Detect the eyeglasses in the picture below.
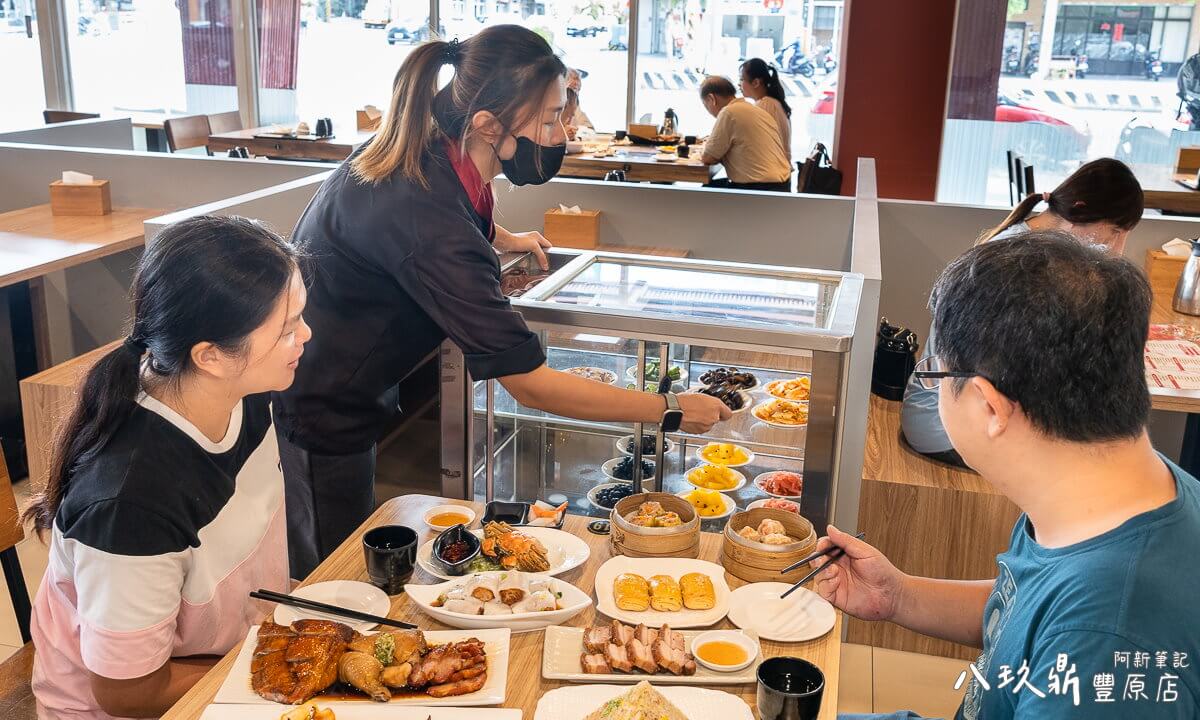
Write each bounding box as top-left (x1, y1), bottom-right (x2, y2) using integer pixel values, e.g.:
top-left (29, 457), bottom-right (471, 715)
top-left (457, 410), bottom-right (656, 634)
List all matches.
top-left (912, 355), bottom-right (977, 391)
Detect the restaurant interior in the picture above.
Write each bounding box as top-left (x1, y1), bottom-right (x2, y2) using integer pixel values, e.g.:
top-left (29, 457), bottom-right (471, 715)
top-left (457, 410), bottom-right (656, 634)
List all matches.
top-left (1, 1), bottom-right (1199, 718)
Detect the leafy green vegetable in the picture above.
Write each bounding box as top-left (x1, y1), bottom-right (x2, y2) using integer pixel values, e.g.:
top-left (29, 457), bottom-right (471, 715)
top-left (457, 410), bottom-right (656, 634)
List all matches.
top-left (464, 556), bottom-right (503, 573)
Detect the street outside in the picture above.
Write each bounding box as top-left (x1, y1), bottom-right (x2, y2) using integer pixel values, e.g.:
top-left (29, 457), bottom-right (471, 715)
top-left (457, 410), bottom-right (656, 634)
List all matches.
top-left (1, 11), bottom-right (1191, 207)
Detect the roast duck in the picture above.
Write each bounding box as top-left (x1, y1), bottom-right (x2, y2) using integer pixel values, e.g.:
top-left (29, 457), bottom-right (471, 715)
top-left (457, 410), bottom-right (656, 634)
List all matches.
top-left (250, 619), bottom-right (488, 704)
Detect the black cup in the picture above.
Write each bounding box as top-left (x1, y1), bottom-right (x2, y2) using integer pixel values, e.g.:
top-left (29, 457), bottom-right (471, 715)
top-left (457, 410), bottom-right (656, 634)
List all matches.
top-left (685, 134), bottom-right (698, 145)
top-left (757, 657), bottom-right (825, 720)
top-left (614, 130), bottom-right (627, 141)
top-left (677, 144), bottom-right (690, 158)
top-left (363, 525), bottom-right (418, 595)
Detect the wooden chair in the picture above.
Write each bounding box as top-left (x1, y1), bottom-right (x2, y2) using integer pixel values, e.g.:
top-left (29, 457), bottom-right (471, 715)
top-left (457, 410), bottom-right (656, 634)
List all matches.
top-left (207, 110), bottom-right (242, 134)
top-left (163, 114), bottom-right (213, 153)
top-left (42, 110), bottom-right (100, 124)
top-left (0, 447), bottom-right (30, 646)
top-left (0, 643), bottom-right (35, 720)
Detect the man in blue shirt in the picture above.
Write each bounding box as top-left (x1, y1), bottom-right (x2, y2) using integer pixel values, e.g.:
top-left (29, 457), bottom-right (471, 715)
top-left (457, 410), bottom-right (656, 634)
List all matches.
top-left (824, 230), bottom-right (1198, 719)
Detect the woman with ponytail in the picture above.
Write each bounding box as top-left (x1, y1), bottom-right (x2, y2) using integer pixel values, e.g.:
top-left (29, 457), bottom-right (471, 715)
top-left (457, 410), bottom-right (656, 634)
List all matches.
top-left (275, 25), bottom-right (729, 579)
top-left (740, 57), bottom-right (792, 159)
top-left (901, 158), bottom-right (1144, 468)
top-left (30, 216), bottom-right (309, 718)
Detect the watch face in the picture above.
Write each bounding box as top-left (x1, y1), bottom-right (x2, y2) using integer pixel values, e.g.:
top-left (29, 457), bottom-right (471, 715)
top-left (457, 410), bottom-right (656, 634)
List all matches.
top-left (663, 410), bottom-right (683, 433)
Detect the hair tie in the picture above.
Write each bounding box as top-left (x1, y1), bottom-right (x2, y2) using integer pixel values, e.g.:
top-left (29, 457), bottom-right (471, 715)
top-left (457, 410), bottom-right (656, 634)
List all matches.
top-left (1042, 191), bottom-right (1051, 203)
top-left (123, 336), bottom-right (146, 355)
top-left (444, 38), bottom-right (461, 65)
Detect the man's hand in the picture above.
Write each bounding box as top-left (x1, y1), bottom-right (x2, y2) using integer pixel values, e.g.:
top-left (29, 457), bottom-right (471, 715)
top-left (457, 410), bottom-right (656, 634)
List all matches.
top-left (813, 525), bottom-right (907, 622)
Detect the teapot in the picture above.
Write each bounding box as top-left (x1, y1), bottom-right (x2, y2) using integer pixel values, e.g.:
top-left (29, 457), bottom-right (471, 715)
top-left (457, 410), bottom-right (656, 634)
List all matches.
top-left (1173, 239), bottom-right (1200, 316)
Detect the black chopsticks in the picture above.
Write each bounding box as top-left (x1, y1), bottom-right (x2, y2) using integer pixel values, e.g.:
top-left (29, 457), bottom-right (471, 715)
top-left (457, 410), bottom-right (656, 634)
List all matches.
top-left (780, 531), bottom-right (866, 600)
top-left (251, 588), bottom-right (417, 630)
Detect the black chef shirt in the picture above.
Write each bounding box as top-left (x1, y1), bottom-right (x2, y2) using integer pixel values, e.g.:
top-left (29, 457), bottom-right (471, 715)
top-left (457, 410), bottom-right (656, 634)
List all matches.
top-left (273, 141), bottom-right (546, 454)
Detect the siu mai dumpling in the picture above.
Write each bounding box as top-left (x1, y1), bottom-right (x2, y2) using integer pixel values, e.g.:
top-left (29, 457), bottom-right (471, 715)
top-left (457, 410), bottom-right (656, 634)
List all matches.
top-left (761, 533), bottom-right (793, 546)
top-left (737, 526), bottom-right (762, 542)
top-left (757, 519), bottom-right (787, 537)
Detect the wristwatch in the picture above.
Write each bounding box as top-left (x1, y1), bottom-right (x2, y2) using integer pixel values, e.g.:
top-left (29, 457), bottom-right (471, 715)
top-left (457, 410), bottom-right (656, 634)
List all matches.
top-left (661, 391), bottom-right (683, 433)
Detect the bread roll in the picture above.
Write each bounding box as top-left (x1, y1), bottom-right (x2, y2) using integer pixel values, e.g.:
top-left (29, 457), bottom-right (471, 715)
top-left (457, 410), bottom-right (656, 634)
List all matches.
top-left (613, 573), bottom-right (651, 611)
top-left (679, 572), bottom-right (715, 610)
top-left (648, 575), bottom-right (682, 612)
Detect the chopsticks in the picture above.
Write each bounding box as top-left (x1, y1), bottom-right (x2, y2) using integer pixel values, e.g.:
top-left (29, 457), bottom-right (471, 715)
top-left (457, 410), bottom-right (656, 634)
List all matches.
top-left (250, 588), bottom-right (417, 630)
top-left (779, 531), bottom-right (866, 600)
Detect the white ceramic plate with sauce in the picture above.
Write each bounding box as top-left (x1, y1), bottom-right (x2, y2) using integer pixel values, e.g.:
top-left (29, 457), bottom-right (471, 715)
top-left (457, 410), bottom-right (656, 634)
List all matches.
top-left (541, 626), bottom-right (760, 684)
top-left (416, 526), bottom-right (591, 581)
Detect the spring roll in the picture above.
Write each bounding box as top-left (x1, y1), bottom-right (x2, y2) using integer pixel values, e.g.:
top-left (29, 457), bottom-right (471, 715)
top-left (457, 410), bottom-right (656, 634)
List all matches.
top-left (483, 599), bottom-right (514, 615)
top-left (465, 574), bottom-right (498, 602)
top-left (498, 571), bottom-right (529, 605)
top-left (443, 597), bottom-right (485, 615)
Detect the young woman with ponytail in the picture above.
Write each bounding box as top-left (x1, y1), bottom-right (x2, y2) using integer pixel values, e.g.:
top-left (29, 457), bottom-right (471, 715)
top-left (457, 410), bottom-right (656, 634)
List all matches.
top-left (740, 57), bottom-right (792, 159)
top-left (29, 216), bottom-right (309, 718)
top-left (901, 157), bottom-right (1144, 468)
top-left (274, 25), bottom-right (729, 579)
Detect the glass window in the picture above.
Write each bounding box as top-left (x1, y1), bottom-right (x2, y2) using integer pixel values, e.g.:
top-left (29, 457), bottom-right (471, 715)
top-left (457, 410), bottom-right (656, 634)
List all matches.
top-left (67, 0), bottom-right (237, 119)
top-left (257, 0), bottom-right (427, 127)
top-left (434, 0), bottom-right (630, 134)
top-left (940, 1), bottom-right (1200, 207)
top-left (633, 0), bottom-right (841, 163)
top-left (0, 0), bottom-right (43, 130)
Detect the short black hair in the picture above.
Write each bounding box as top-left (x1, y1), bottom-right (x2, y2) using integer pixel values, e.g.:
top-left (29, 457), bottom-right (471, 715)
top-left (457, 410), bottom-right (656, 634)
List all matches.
top-left (931, 230), bottom-right (1151, 443)
top-left (700, 76), bottom-right (736, 100)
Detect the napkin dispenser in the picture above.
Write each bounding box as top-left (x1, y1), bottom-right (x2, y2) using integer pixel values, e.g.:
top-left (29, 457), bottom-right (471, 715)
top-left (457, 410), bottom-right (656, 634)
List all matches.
top-left (49, 172), bottom-right (111, 216)
top-left (543, 206), bottom-right (600, 249)
top-left (357, 105), bottom-right (382, 131)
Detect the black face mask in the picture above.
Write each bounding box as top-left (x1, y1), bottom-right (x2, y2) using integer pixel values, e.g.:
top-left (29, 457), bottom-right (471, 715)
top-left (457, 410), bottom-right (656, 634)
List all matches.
top-left (498, 134), bottom-right (566, 186)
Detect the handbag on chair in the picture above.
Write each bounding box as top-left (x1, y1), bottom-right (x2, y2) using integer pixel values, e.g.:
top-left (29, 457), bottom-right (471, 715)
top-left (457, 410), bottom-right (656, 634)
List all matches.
top-left (797, 143), bottom-right (843, 195)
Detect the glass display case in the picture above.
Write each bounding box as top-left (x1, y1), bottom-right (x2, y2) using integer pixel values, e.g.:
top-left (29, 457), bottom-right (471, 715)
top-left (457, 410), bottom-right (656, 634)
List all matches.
top-left (440, 249), bottom-right (865, 533)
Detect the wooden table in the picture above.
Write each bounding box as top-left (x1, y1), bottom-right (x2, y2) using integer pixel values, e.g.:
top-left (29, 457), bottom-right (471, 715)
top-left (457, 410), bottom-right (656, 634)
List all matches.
top-left (0, 205), bottom-right (162, 368)
top-left (207, 126), bottom-right (375, 162)
top-left (1144, 250), bottom-right (1200, 474)
top-left (1132, 164), bottom-right (1200, 215)
top-left (161, 494), bottom-right (842, 720)
top-left (562, 146), bottom-right (716, 184)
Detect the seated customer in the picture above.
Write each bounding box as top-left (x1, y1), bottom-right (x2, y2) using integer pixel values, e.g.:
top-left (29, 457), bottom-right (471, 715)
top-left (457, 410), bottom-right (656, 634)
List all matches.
top-left (698, 75), bottom-right (791, 192)
top-left (827, 231), bottom-right (1198, 719)
top-left (901, 158), bottom-right (1143, 467)
top-left (30, 216), bottom-right (310, 718)
top-left (564, 67), bottom-right (593, 138)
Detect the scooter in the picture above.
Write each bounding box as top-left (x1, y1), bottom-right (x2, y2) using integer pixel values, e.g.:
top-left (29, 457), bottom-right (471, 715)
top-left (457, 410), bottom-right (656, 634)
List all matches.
top-left (814, 46), bottom-right (837, 74)
top-left (1147, 52), bottom-right (1164, 81)
top-left (1004, 49), bottom-right (1021, 76)
top-left (774, 40), bottom-right (814, 78)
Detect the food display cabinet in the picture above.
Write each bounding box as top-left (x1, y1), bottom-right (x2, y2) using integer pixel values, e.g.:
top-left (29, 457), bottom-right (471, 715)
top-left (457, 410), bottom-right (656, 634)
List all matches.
top-left (440, 249), bottom-right (865, 532)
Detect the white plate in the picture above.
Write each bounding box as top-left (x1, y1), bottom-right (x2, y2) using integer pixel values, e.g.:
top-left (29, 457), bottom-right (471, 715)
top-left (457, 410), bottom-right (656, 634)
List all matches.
top-left (213, 626), bottom-right (511, 706)
top-left (587, 481), bottom-right (636, 512)
top-left (273, 581), bottom-right (390, 634)
top-left (751, 400), bottom-right (810, 428)
top-left (535, 684), bottom-right (754, 720)
top-left (416, 527), bottom-right (591, 581)
top-left (201, 706), bottom-right (522, 720)
top-left (563, 366), bottom-right (618, 384)
top-left (594, 556), bottom-right (730, 628)
top-left (405, 572), bottom-right (592, 633)
top-left (542, 626), bottom-right (760, 684)
top-left (763, 377), bottom-right (812, 402)
top-left (602, 457), bottom-right (656, 482)
top-left (726, 583), bottom-right (836, 642)
top-left (675, 490), bottom-right (736, 520)
top-left (685, 465), bottom-right (747, 493)
top-left (654, 154), bottom-right (679, 162)
top-left (423, 504), bottom-right (478, 531)
top-left (747, 497), bottom-right (802, 514)
top-left (625, 365), bottom-right (689, 385)
top-left (752, 471), bottom-right (805, 500)
top-left (694, 442), bottom-right (755, 468)
top-left (615, 434), bottom-right (675, 456)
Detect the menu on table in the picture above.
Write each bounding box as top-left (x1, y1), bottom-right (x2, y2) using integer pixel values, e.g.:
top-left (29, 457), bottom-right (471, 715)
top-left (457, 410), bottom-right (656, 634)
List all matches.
top-left (1145, 334), bottom-right (1200, 390)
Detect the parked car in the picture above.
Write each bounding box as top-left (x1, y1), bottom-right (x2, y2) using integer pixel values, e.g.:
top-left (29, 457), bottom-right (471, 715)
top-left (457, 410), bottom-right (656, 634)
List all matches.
top-left (566, 14), bottom-right (603, 37)
top-left (386, 17), bottom-right (432, 44)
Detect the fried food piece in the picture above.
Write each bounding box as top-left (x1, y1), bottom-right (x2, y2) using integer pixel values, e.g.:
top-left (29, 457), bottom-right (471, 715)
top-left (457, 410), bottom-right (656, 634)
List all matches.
top-left (251, 620), bottom-right (353, 706)
top-left (337, 651), bottom-right (391, 703)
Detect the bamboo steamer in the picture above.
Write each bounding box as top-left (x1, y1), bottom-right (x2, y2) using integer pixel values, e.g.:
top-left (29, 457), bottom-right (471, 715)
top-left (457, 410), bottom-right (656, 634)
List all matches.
top-left (610, 493), bottom-right (701, 559)
top-left (720, 507), bottom-right (817, 583)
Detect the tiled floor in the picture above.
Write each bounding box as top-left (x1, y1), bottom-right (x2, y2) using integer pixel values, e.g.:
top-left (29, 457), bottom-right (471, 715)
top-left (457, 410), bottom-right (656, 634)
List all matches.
top-left (3, 474), bottom-right (970, 717)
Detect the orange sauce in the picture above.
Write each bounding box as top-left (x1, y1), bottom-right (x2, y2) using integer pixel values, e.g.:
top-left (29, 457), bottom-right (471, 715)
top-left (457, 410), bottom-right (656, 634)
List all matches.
top-left (697, 641), bottom-right (748, 666)
top-left (429, 512), bottom-right (470, 527)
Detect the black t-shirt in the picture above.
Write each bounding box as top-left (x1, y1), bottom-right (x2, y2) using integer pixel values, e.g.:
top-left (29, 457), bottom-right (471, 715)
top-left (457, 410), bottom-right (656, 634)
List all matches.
top-left (273, 142), bottom-right (545, 454)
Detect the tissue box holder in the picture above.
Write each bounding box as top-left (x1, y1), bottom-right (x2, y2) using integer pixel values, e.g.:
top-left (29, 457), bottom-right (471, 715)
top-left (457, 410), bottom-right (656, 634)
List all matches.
top-left (357, 110), bottom-right (382, 132)
top-left (543, 209), bottom-right (600, 249)
top-left (49, 179), bottom-right (111, 216)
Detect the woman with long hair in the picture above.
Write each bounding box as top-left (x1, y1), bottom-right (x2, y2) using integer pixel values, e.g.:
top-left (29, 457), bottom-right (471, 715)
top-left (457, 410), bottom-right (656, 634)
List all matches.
top-left (274, 25), bottom-right (729, 579)
top-left (739, 57), bottom-right (792, 159)
top-left (901, 158), bottom-right (1144, 468)
top-left (29, 215), bottom-right (310, 718)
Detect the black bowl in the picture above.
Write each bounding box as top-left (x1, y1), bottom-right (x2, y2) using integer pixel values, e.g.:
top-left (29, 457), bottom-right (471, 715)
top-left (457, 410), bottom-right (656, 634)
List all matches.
top-left (429, 524), bottom-right (481, 576)
top-left (483, 501), bottom-right (528, 526)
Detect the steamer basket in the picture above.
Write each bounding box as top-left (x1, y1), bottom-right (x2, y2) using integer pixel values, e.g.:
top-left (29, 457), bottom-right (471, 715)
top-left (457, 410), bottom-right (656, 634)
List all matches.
top-left (721, 508), bottom-right (817, 583)
top-left (610, 493), bottom-right (701, 559)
